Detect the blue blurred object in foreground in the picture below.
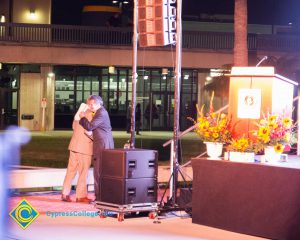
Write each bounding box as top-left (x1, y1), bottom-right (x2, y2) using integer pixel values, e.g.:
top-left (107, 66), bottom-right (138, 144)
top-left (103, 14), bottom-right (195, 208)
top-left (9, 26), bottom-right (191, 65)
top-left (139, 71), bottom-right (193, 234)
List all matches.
top-left (0, 126), bottom-right (31, 238)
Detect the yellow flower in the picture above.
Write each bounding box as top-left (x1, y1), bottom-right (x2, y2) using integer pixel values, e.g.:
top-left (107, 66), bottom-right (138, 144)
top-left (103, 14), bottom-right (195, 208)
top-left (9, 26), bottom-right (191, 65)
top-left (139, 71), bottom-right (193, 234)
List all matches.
top-left (212, 132), bottom-right (219, 139)
top-left (284, 132), bottom-right (291, 142)
top-left (210, 112), bottom-right (217, 118)
top-left (227, 136), bottom-right (253, 152)
top-left (268, 122), bottom-right (278, 129)
top-left (204, 131), bottom-right (210, 138)
top-left (283, 117), bottom-right (292, 128)
top-left (258, 127), bottom-right (270, 138)
top-left (274, 143), bottom-right (284, 153)
top-left (190, 101), bottom-right (231, 143)
top-left (269, 115), bottom-right (277, 122)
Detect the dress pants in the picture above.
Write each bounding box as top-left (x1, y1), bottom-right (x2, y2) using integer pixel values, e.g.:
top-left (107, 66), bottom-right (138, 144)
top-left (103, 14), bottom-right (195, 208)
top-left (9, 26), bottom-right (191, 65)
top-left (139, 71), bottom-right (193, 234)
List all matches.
top-left (93, 155), bottom-right (101, 200)
top-left (62, 151), bottom-right (92, 198)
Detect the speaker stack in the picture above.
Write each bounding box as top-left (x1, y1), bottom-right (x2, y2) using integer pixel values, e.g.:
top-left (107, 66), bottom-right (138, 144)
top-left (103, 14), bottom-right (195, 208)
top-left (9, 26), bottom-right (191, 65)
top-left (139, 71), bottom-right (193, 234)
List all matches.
top-left (98, 149), bottom-right (158, 205)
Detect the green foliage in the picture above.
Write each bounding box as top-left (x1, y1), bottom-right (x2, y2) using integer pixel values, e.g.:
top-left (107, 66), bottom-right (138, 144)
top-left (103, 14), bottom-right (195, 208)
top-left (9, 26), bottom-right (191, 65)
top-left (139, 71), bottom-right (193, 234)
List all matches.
top-left (20, 131), bottom-right (205, 167)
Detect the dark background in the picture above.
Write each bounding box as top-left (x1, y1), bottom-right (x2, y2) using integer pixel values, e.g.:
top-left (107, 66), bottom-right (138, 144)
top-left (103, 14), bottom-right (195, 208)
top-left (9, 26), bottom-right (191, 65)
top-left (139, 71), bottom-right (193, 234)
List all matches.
top-left (51, 0), bottom-right (300, 26)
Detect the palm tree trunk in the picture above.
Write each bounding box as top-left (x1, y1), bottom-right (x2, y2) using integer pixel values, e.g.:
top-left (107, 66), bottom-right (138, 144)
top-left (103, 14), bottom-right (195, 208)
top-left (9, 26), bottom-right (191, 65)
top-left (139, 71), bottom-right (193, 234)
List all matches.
top-left (234, 0), bottom-right (248, 66)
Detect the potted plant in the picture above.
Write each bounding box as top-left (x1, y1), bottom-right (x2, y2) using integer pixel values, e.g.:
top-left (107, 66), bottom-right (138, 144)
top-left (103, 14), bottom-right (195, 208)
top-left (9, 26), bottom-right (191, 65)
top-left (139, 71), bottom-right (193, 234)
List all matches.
top-left (225, 136), bottom-right (256, 162)
top-left (189, 92), bottom-right (232, 159)
top-left (254, 112), bottom-right (295, 162)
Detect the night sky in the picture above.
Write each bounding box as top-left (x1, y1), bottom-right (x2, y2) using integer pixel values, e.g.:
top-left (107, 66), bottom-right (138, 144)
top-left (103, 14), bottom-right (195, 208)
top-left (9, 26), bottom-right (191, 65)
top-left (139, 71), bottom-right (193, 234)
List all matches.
top-left (51, 0), bottom-right (300, 26)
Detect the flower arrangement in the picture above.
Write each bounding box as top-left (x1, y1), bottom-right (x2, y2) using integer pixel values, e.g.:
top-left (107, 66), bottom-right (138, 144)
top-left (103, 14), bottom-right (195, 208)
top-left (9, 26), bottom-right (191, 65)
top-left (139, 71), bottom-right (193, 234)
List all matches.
top-left (227, 135), bottom-right (256, 153)
top-left (189, 92), bottom-right (232, 143)
top-left (254, 112), bottom-right (295, 153)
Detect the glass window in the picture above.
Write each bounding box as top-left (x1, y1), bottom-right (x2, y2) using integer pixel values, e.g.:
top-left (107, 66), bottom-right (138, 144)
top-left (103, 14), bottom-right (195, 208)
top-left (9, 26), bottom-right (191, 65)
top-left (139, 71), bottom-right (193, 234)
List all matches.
top-left (127, 76), bottom-right (132, 92)
top-left (77, 79), bottom-right (83, 91)
top-left (55, 76), bottom-right (74, 90)
top-left (119, 76), bottom-right (127, 91)
top-left (92, 78), bottom-right (99, 91)
top-left (118, 91), bottom-right (127, 111)
top-left (109, 76), bottom-right (118, 91)
top-left (54, 66), bottom-right (198, 130)
top-left (55, 91), bottom-right (74, 113)
top-left (76, 91), bottom-right (83, 108)
top-left (166, 75), bottom-right (174, 92)
top-left (84, 80), bottom-right (91, 91)
top-left (12, 91), bottom-right (18, 109)
top-left (21, 64), bottom-right (40, 73)
top-left (109, 90), bottom-right (118, 112)
top-left (119, 70), bottom-right (127, 76)
top-left (102, 68), bottom-right (108, 75)
top-left (102, 75), bottom-right (109, 90)
top-left (55, 75), bottom-right (75, 113)
top-left (84, 91), bottom-right (91, 102)
top-left (182, 70), bottom-right (192, 92)
top-left (101, 90), bottom-right (109, 108)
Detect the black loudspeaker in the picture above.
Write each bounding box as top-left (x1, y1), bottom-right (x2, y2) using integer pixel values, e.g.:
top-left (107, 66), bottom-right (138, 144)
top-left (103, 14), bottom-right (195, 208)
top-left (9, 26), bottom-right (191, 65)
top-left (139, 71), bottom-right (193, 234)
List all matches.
top-left (100, 177), bottom-right (157, 205)
top-left (101, 149), bottom-right (158, 179)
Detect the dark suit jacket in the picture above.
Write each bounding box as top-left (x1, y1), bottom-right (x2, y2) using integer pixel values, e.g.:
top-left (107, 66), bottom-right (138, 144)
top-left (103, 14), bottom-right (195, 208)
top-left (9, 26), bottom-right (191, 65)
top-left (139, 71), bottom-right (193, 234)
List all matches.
top-left (79, 107), bottom-right (114, 157)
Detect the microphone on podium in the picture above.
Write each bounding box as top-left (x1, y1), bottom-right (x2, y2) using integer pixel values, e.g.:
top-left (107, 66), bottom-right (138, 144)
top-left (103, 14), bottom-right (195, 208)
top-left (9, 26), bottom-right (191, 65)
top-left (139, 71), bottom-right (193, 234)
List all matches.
top-left (256, 56), bottom-right (268, 67)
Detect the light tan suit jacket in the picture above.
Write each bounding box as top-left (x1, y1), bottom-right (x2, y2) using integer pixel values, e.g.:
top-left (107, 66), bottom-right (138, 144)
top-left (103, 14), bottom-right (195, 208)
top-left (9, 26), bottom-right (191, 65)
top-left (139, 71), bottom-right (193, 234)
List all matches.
top-left (68, 120), bottom-right (93, 156)
top-left (62, 110), bottom-right (93, 198)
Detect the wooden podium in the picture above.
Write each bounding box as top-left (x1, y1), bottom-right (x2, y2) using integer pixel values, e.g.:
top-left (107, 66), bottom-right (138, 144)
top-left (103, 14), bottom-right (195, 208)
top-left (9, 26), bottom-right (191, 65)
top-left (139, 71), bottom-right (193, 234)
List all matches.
top-left (227, 67), bottom-right (298, 138)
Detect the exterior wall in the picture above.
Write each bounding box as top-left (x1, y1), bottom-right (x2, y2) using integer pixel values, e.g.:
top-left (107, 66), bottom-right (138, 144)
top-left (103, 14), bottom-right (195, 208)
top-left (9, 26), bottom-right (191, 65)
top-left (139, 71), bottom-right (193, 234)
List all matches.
top-left (0, 0), bottom-right (10, 22)
top-left (0, 45), bottom-right (233, 69)
top-left (41, 65), bottom-right (55, 131)
top-left (12, 0), bottom-right (51, 24)
top-left (19, 73), bottom-right (42, 130)
top-left (18, 67), bottom-right (54, 131)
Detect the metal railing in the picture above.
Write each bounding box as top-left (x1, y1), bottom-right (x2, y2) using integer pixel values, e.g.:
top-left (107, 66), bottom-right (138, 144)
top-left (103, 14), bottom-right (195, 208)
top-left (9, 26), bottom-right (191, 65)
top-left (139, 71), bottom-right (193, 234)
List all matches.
top-left (1, 22), bottom-right (300, 52)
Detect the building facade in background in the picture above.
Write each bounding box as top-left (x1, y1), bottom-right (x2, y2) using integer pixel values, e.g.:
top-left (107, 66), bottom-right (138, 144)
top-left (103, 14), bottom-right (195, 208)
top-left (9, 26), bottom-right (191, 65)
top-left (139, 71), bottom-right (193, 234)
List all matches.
top-left (0, 0), bottom-right (300, 131)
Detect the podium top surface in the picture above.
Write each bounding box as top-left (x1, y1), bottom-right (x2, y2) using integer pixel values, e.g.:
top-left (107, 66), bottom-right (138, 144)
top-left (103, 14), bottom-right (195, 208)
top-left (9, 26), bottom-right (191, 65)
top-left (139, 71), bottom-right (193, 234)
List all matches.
top-left (226, 67), bottom-right (298, 85)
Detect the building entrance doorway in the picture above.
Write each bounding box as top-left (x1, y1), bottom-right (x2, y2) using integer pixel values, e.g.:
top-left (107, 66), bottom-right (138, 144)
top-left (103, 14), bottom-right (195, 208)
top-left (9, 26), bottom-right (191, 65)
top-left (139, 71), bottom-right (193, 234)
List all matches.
top-left (150, 91), bottom-right (174, 130)
top-left (0, 88), bottom-right (18, 130)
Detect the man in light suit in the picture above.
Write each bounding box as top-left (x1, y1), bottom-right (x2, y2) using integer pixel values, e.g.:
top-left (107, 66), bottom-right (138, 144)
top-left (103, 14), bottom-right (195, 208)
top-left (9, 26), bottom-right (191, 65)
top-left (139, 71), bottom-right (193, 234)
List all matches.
top-left (61, 103), bottom-right (93, 203)
top-left (79, 95), bottom-right (114, 200)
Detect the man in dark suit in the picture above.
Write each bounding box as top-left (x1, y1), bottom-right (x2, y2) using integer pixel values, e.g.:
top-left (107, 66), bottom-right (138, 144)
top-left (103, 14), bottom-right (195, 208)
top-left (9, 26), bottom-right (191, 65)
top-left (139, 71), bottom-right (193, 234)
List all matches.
top-left (79, 95), bottom-right (114, 200)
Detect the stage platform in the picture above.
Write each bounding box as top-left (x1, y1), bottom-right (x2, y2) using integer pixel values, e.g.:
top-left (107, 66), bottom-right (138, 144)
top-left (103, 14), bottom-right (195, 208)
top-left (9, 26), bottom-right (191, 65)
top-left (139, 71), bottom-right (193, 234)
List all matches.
top-left (192, 155), bottom-right (300, 240)
top-left (7, 189), bottom-right (267, 240)
top-left (9, 165), bottom-right (193, 189)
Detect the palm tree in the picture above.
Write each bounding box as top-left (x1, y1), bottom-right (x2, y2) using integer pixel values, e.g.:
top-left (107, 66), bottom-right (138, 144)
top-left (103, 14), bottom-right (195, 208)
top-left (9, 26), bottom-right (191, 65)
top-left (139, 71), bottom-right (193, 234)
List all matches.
top-left (234, 0), bottom-right (248, 66)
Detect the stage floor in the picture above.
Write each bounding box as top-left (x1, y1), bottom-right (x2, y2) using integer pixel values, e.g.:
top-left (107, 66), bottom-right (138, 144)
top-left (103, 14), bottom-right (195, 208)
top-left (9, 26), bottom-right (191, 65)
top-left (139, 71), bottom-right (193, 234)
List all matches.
top-left (8, 155), bottom-right (300, 239)
top-left (7, 191), bottom-right (268, 240)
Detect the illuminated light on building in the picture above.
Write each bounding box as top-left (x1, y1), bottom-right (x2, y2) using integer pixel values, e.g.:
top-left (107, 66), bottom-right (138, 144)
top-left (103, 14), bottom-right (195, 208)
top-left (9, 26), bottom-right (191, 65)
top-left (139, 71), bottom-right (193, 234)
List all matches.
top-left (29, 9), bottom-right (37, 20)
top-left (48, 72), bottom-right (55, 77)
top-left (108, 66), bottom-right (115, 74)
top-left (0, 15), bottom-right (5, 23)
top-left (206, 76), bottom-right (212, 81)
top-left (162, 68), bottom-right (168, 75)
